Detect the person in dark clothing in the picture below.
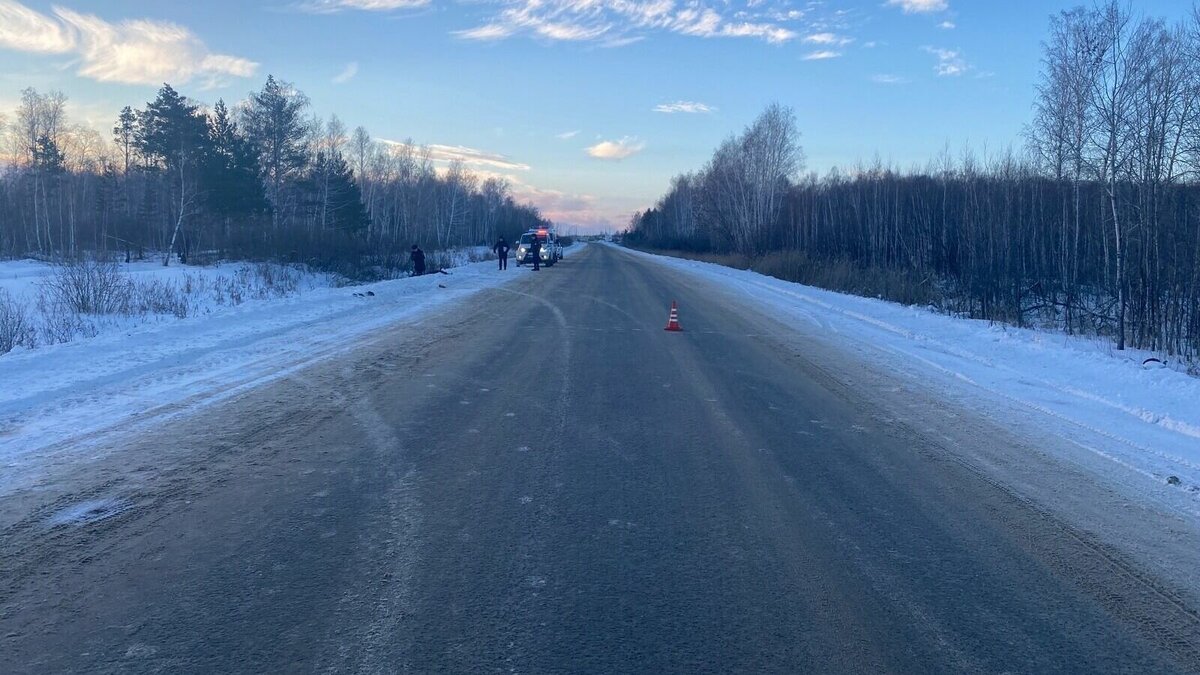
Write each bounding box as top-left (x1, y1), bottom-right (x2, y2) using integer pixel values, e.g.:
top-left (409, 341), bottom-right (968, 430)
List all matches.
top-left (493, 237), bottom-right (509, 270)
top-left (530, 236), bottom-right (542, 271)
top-left (410, 244), bottom-right (426, 276)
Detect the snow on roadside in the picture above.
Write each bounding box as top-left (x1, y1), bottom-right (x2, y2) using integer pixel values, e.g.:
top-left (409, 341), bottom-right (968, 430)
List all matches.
top-left (0, 247), bottom-right (575, 494)
top-left (615, 244), bottom-right (1200, 514)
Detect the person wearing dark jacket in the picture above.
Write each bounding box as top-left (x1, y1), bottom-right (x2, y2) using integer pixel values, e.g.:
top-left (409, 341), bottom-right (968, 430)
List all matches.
top-left (493, 237), bottom-right (509, 270)
top-left (410, 244), bottom-right (426, 276)
top-left (530, 236), bottom-right (542, 271)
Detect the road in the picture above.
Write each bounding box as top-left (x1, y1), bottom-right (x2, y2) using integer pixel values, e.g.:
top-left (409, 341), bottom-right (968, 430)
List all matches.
top-left (2, 244), bottom-right (1199, 673)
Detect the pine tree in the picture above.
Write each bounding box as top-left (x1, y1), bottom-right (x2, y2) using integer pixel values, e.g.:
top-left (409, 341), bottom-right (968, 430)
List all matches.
top-left (241, 75), bottom-right (310, 228)
top-left (134, 84), bottom-right (211, 264)
top-left (205, 99), bottom-right (267, 221)
top-left (113, 106), bottom-right (136, 173)
top-left (307, 150), bottom-right (370, 234)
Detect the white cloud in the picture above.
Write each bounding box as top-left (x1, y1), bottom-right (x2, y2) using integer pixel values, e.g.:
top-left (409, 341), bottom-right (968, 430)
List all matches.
top-left (804, 32), bottom-right (851, 46)
top-left (922, 46), bottom-right (968, 76)
top-left (427, 143), bottom-right (532, 171)
top-left (653, 101), bottom-right (716, 114)
top-left (456, 0), bottom-right (797, 45)
top-left (556, 130), bottom-right (581, 139)
top-left (299, 0), bottom-right (430, 12)
top-left (332, 62), bottom-right (358, 84)
top-left (0, 0), bottom-right (73, 53)
top-left (377, 139), bottom-right (533, 172)
top-left (871, 74), bottom-right (909, 84)
top-left (0, 1), bottom-right (258, 87)
top-left (938, 20), bottom-right (955, 29)
top-left (586, 137), bottom-right (645, 160)
top-left (885, 0), bottom-right (949, 13)
top-left (802, 50), bottom-right (841, 60)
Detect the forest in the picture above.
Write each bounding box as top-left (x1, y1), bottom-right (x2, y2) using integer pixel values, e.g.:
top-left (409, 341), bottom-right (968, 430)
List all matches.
top-left (627, 2), bottom-right (1200, 362)
top-left (0, 75), bottom-right (549, 279)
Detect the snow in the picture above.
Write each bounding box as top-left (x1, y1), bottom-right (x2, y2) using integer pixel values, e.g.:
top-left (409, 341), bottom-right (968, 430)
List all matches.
top-left (614, 244), bottom-right (1200, 515)
top-left (0, 257), bottom-right (334, 349)
top-left (0, 246), bottom-right (577, 494)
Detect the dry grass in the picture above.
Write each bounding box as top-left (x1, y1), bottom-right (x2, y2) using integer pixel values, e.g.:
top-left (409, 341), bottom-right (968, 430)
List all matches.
top-left (631, 247), bottom-right (938, 307)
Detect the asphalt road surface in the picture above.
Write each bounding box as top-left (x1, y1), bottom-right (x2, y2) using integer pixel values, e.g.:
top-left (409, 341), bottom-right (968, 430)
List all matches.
top-left (3, 244), bottom-right (1200, 673)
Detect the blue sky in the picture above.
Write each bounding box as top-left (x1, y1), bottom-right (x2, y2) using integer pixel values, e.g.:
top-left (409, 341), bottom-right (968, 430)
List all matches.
top-left (0, 0), bottom-right (1192, 231)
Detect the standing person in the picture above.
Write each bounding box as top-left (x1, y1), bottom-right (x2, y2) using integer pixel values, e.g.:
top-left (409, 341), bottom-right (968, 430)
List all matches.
top-left (410, 244), bottom-right (426, 276)
top-left (530, 235), bottom-right (542, 271)
top-left (493, 236), bottom-right (509, 271)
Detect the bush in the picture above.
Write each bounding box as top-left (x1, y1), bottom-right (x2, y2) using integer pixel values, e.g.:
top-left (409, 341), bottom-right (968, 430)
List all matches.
top-left (0, 289), bottom-right (36, 354)
top-left (39, 259), bottom-right (133, 315)
top-left (133, 278), bottom-right (192, 318)
top-left (751, 250), bottom-right (937, 307)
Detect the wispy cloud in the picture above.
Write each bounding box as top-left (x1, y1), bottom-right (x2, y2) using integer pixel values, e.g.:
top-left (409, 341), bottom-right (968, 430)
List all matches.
top-left (938, 20), bottom-right (955, 29)
top-left (456, 0), bottom-right (797, 45)
top-left (426, 143), bottom-right (532, 171)
top-left (379, 139), bottom-right (532, 171)
top-left (556, 130), bottom-right (581, 140)
top-left (586, 137), bottom-right (645, 160)
top-left (0, 0), bottom-right (257, 87)
top-left (885, 0), bottom-right (949, 13)
top-left (332, 62), bottom-right (358, 84)
top-left (802, 50), bottom-right (841, 60)
top-left (653, 101), bottom-right (716, 114)
top-left (803, 32), bottom-right (852, 46)
top-left (922, 46), bottom-right (968, 76)
top-left (871, 74), bottom-right (909, 85)
top-left (299, 0), bottom-right (430, 13)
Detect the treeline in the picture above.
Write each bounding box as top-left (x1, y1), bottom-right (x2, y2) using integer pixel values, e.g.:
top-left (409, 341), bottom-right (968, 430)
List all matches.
top-left (628, 2), bottom-right (1200, 361)
top-left (0, 77), bottom-right (549, 277)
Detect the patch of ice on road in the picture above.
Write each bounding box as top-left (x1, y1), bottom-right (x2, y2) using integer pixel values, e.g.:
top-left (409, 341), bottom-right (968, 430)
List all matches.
top-left (519, 496), bottom-right (533, 504)
top-left (123, 644), bottom-right (159, 659)
top-left (517, 446), bottom-right (531, 453)
top-left (46, 497), bottom-right (133, 528)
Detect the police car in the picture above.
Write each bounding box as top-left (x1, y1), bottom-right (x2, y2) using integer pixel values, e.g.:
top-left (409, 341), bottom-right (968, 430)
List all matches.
top-left (515, 228), bottom-right (562, 266)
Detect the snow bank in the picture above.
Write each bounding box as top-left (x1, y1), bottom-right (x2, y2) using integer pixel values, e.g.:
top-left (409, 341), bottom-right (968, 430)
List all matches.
top-left (617, 245), bottom-right (1200, 513)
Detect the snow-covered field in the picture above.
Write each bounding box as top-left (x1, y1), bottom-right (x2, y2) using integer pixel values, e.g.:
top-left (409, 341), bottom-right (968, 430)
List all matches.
top-left (0, 258), bottom-right (334, 354)
top-left (615, 244), bottom-right (1200, 518)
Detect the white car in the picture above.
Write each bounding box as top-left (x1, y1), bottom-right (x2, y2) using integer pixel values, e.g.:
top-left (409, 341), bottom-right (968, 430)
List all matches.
top-left (515, 230), bottom-right (561, 266)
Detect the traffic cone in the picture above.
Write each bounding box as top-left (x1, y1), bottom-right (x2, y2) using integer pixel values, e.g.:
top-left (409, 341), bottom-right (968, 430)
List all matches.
top-left (664, 301), bottom-right (683, 332)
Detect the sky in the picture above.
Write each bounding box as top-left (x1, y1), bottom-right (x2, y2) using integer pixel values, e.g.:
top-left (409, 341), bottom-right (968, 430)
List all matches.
top-left (0, 0), bottom-right (1193, 232)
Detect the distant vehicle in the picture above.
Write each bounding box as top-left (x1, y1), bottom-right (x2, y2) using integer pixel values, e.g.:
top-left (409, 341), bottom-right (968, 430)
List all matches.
top-left (516, 228), bottom-right (562, 266)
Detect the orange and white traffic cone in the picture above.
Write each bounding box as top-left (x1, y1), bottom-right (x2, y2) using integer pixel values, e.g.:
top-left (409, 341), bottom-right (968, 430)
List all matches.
top-left (664, 301), bottom-right (683, 332)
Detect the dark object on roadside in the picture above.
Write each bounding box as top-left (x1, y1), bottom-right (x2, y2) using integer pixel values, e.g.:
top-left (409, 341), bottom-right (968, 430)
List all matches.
top-left (411, 244), bottom-right (426, 276)
top-left (494, 236), bottom-right (510, 271)
top-left (1167, 475), bottom-right (1181, 486)
top-left (438, 269), bottom-right (450, 275)
top-left (531, 236), bottom-right (542, 271)
top-left (438, 284), bottom-right (447, 289)
top-left (366, 291), bottom-right (375, 296)
top-left (1142, 357), bottom-right (1166, 369)
top-left (353, 292), bottom-right (363, 297)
